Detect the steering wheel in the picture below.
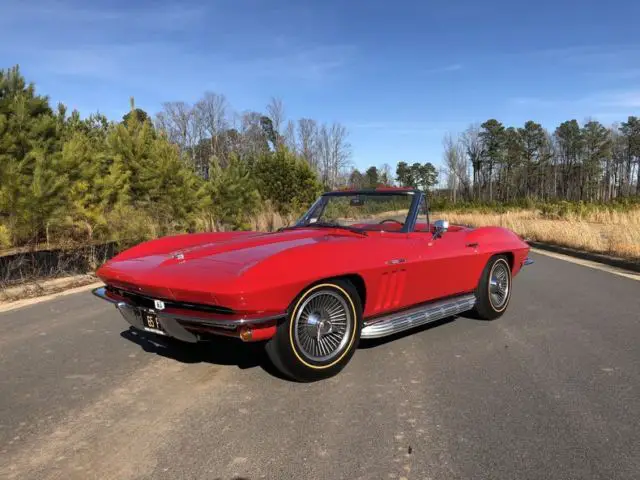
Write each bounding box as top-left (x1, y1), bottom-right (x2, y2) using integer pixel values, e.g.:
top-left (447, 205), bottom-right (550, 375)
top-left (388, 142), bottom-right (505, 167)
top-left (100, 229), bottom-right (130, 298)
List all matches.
top-left (378, 219), bottom-right (403, 225)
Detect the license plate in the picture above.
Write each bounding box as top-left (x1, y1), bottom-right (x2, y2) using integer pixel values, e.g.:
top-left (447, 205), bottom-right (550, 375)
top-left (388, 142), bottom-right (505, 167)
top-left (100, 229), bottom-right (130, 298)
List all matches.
top-left (140, 310), bottom-right (165, 335)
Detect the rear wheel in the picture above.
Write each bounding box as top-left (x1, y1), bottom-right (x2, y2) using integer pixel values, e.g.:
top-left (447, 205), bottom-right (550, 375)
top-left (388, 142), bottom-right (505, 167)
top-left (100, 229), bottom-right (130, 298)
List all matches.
top-left (472, 255), bottom-right (512, 320)
top-left (265, 279), bottom-right (362, 382)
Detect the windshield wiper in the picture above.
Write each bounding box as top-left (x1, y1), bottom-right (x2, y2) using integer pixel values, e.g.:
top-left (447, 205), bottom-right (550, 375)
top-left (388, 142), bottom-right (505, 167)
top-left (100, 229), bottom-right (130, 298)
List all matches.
top-left (276, 225), bottom-right (303, 232)
top-left (306, 222), bottom-right (368, 236)
top-left (277, 222), bottom-right (368, 236)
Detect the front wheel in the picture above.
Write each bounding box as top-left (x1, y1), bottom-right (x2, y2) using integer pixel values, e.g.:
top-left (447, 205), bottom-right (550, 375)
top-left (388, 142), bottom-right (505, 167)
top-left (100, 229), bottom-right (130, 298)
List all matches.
top-left (472, 255), bottom-right (512, 320)
top-left (265, 279), bottom-right (362, 382)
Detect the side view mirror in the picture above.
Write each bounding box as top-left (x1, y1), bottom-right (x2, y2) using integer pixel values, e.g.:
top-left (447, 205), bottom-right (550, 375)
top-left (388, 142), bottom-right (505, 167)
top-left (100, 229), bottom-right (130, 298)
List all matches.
top-left (433, 219), bottom-right (449, 239)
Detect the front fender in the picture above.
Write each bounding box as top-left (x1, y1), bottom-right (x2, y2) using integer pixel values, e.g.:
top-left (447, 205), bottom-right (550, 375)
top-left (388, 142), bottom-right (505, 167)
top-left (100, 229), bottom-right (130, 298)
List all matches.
top-left (232, 236), bottom-right (373, 314)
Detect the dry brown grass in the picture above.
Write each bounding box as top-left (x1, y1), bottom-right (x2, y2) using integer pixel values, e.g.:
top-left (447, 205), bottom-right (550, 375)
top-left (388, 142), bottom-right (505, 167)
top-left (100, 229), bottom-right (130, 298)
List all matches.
top-left (432, 209), bottom-right (640, 260)
top-left (248, 208), bottom-right (411, 229)
top-left (248, 205), bottom-right (640, 259)
top-left (249, 204), bottom-right (297, 232)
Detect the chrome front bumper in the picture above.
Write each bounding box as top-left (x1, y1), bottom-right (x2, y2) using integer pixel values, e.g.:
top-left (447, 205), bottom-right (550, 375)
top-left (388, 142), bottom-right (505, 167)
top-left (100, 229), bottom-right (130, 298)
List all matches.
top-left (92, 287), bottom-right (284, 342)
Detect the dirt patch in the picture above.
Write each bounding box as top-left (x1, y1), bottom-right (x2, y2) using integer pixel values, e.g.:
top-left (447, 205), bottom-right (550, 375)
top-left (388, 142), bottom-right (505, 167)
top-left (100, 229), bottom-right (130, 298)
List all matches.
top-left (0, 274), bottom-right (99, 303)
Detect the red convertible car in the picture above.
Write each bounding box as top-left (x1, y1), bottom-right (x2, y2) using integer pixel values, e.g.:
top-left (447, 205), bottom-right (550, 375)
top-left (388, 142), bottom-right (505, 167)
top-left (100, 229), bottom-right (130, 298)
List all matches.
top-left (93, 187), bottom-right (532, 381)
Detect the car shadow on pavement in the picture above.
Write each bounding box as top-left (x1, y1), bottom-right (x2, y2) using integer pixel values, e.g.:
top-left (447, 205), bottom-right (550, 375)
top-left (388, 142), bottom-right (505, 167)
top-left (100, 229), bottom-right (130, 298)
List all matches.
top-left (119, 327), bottom-right (287, 379)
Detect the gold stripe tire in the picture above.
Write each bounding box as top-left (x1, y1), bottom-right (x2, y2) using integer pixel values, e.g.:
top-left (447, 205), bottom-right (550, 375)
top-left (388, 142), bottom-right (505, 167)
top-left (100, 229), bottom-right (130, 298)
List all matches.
top-left (265, 279), bottom-right (363, 382)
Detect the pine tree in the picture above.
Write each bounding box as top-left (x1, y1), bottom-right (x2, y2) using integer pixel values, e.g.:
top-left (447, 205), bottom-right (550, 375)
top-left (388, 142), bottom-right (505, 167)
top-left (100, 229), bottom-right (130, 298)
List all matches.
top-left (200, 155), bottom-right (260, 230)
top-left (0, 65), bottom-right (63, 244)
top-left (60, 129), bottom-right (108, 241)
top-left (252, 148), bottom-right (322, 215)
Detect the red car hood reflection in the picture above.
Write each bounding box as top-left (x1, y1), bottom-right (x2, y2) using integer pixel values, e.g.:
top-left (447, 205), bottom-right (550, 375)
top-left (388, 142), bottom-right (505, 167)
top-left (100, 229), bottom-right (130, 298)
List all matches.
top-left (95, 229), bottom-right (362, 300)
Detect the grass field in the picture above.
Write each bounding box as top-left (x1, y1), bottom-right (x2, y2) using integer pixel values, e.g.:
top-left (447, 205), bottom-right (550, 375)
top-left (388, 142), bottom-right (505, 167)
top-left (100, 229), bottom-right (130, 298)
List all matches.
top-left (433, 209), bottom-right (640, 260)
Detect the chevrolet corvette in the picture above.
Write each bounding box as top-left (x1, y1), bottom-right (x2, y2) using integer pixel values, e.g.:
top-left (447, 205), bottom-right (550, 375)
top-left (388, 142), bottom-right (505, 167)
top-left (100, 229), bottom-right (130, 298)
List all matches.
top-left (93, 187), bottom-right (533, 381)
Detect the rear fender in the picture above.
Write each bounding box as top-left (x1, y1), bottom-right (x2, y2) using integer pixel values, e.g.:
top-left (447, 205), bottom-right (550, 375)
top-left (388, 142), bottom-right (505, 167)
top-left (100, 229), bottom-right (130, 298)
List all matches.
top-left (463, 226), bottom-right (530, 277)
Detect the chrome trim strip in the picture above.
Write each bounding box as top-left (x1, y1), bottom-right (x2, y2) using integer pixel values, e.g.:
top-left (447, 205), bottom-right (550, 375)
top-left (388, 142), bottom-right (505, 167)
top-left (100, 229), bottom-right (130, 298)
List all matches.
top-left (92, 287), bottom-right (120, 304)
top-left (523, 257), bottom-right (534, 266)
top-left (157, 311), bottom-right (283, 329)
top-left (92, 287), bottom-right (285, 329)
top-left (361, 293), bottom-right (476, 339)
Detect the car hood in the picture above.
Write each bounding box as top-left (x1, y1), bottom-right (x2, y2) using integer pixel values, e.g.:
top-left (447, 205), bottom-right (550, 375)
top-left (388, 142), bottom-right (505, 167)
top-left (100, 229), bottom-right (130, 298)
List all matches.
top-left (96, 228), bottom-right (362, 299)
top-left (169, 230), bottom-right (328, 266)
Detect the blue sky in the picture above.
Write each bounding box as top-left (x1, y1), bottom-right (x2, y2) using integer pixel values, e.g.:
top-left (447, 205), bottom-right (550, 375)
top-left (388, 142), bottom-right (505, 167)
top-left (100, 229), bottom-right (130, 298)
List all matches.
top-left (2, 0), bottom-right (640, 171)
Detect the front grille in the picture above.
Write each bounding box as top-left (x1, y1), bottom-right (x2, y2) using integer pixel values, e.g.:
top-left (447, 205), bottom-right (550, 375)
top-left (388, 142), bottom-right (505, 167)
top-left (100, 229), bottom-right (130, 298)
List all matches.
top-left (106, 286), bottom-right (234, 315)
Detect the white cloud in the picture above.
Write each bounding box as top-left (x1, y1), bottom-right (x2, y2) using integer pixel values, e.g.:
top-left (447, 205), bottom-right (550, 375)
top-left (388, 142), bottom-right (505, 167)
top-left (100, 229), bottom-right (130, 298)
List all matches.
top-left (0, 0), bottom-right (356, 91)
top-left (25, 39), bottom-right (355, 96)
top-left (423, 64), bottom-right (463, 74)
top-left (516, 44), bottom-right (640, 62)
top-left (509, 97), bottom-right (555, 107)
top-left (227, 44), bottom-right (357, 82)
top-left (507, 90), bottom-right (640, 126)
top-left (589, 91), bottom-right (640, 108)
top-left (349, 120), bottom-right (465, 135)
top-left (1, 0), bottom-right (206, 31)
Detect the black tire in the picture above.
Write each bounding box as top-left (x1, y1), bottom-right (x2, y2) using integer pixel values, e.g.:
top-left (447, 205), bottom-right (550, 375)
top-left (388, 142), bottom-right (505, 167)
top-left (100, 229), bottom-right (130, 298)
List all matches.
top-left (265, 279), bottom-right (362, 382)
top-left (472, 255), bottom-right (512, 321)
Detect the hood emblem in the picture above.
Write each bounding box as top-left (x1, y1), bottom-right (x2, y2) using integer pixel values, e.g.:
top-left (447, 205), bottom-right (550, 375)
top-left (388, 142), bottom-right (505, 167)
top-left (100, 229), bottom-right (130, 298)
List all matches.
top-left (154, 299), bottom-right (165, 310)
top-left (172, 252), bottom-right (185, 260)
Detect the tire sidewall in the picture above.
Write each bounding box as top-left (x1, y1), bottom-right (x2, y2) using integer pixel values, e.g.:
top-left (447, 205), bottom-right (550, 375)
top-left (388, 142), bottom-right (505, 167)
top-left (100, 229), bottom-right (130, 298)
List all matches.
top-left (487, 257), bottom-right (512, 313)
top-left (474, 255), bottom-right (512, 320)
top-left (267, 279), bottom-right (362, 382)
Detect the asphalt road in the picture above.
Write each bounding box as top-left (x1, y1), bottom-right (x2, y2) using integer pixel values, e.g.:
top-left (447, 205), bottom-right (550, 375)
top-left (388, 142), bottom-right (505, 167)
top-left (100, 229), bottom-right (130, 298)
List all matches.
top-left (1, 252), bottom-right (639, 480)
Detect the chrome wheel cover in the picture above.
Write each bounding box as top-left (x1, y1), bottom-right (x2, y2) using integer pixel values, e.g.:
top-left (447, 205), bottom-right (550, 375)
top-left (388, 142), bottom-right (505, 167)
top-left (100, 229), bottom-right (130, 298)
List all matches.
top-left (489, 261), bottom-right (510, 310)
top-left (293, 290), bottom-right (353, 362)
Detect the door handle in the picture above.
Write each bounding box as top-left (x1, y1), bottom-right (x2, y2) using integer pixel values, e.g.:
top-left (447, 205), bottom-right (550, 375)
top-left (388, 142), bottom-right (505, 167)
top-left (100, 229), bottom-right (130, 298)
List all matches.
top-left (466, 242), bottom-right (478, 248)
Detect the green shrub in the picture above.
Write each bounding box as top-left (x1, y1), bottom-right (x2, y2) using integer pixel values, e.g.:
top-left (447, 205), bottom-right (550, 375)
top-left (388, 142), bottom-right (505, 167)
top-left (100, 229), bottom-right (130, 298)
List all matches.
top-left (200, 155), bottom-right (261, 231)
top-left (252, 148), bottom-right (322, 215)
top-left (105, 205), bottom-right (158, 249)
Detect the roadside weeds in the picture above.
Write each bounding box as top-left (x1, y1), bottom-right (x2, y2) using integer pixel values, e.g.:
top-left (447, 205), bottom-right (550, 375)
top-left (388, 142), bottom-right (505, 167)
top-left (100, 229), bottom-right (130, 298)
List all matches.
top-left (0, 274), bottom-right (102, 313)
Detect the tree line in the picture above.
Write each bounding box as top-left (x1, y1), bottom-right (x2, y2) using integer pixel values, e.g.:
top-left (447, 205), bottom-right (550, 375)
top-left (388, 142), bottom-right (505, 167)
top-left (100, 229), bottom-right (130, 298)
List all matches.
top-left (0, 65), bottom-right (356, 250)
top-left (2, 63), bottom-right (638, 252)
top-left (153, 95), bottom-right (353, 190)
top-left (347, 161), bottom-right (439, 192)
top-left (442, 117), bottom-right (640, 205)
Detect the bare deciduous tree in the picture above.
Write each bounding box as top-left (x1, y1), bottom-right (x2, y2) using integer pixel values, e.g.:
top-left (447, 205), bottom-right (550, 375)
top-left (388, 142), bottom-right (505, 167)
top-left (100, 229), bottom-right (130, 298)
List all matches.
top-left (443, 133), bottom-right (470, 202)
top-left (460, 124), bottom-right (483, 200)
top-left (238, 111), bottom-right (269, 160)
top-left (283, 120), bottom-right (297, 153)
top-left (196, 92), bottom-right (228, 159)
top-left (380, 163), bottom-right (393, 185)
top-left (155, 101), bottom-right (202, 166)
top-left (297, 118), bottom-right (318, 169)
top-left (266, 97), bottom-right (285, 147)
top-left (317, 123), bottom-right (352, 188)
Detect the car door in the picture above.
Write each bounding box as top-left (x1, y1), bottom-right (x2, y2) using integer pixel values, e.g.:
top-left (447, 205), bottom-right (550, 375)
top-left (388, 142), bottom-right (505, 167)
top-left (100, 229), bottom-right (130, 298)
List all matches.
top-left (403, 203), bottom-right (485, 305)
top-left (409, 228), bottom-right (484, 300)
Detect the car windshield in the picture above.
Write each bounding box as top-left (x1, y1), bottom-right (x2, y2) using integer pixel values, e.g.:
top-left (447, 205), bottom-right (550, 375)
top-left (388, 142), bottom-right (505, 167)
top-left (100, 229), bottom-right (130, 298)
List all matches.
top-left (297, 193), bottom-right (415, 232)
